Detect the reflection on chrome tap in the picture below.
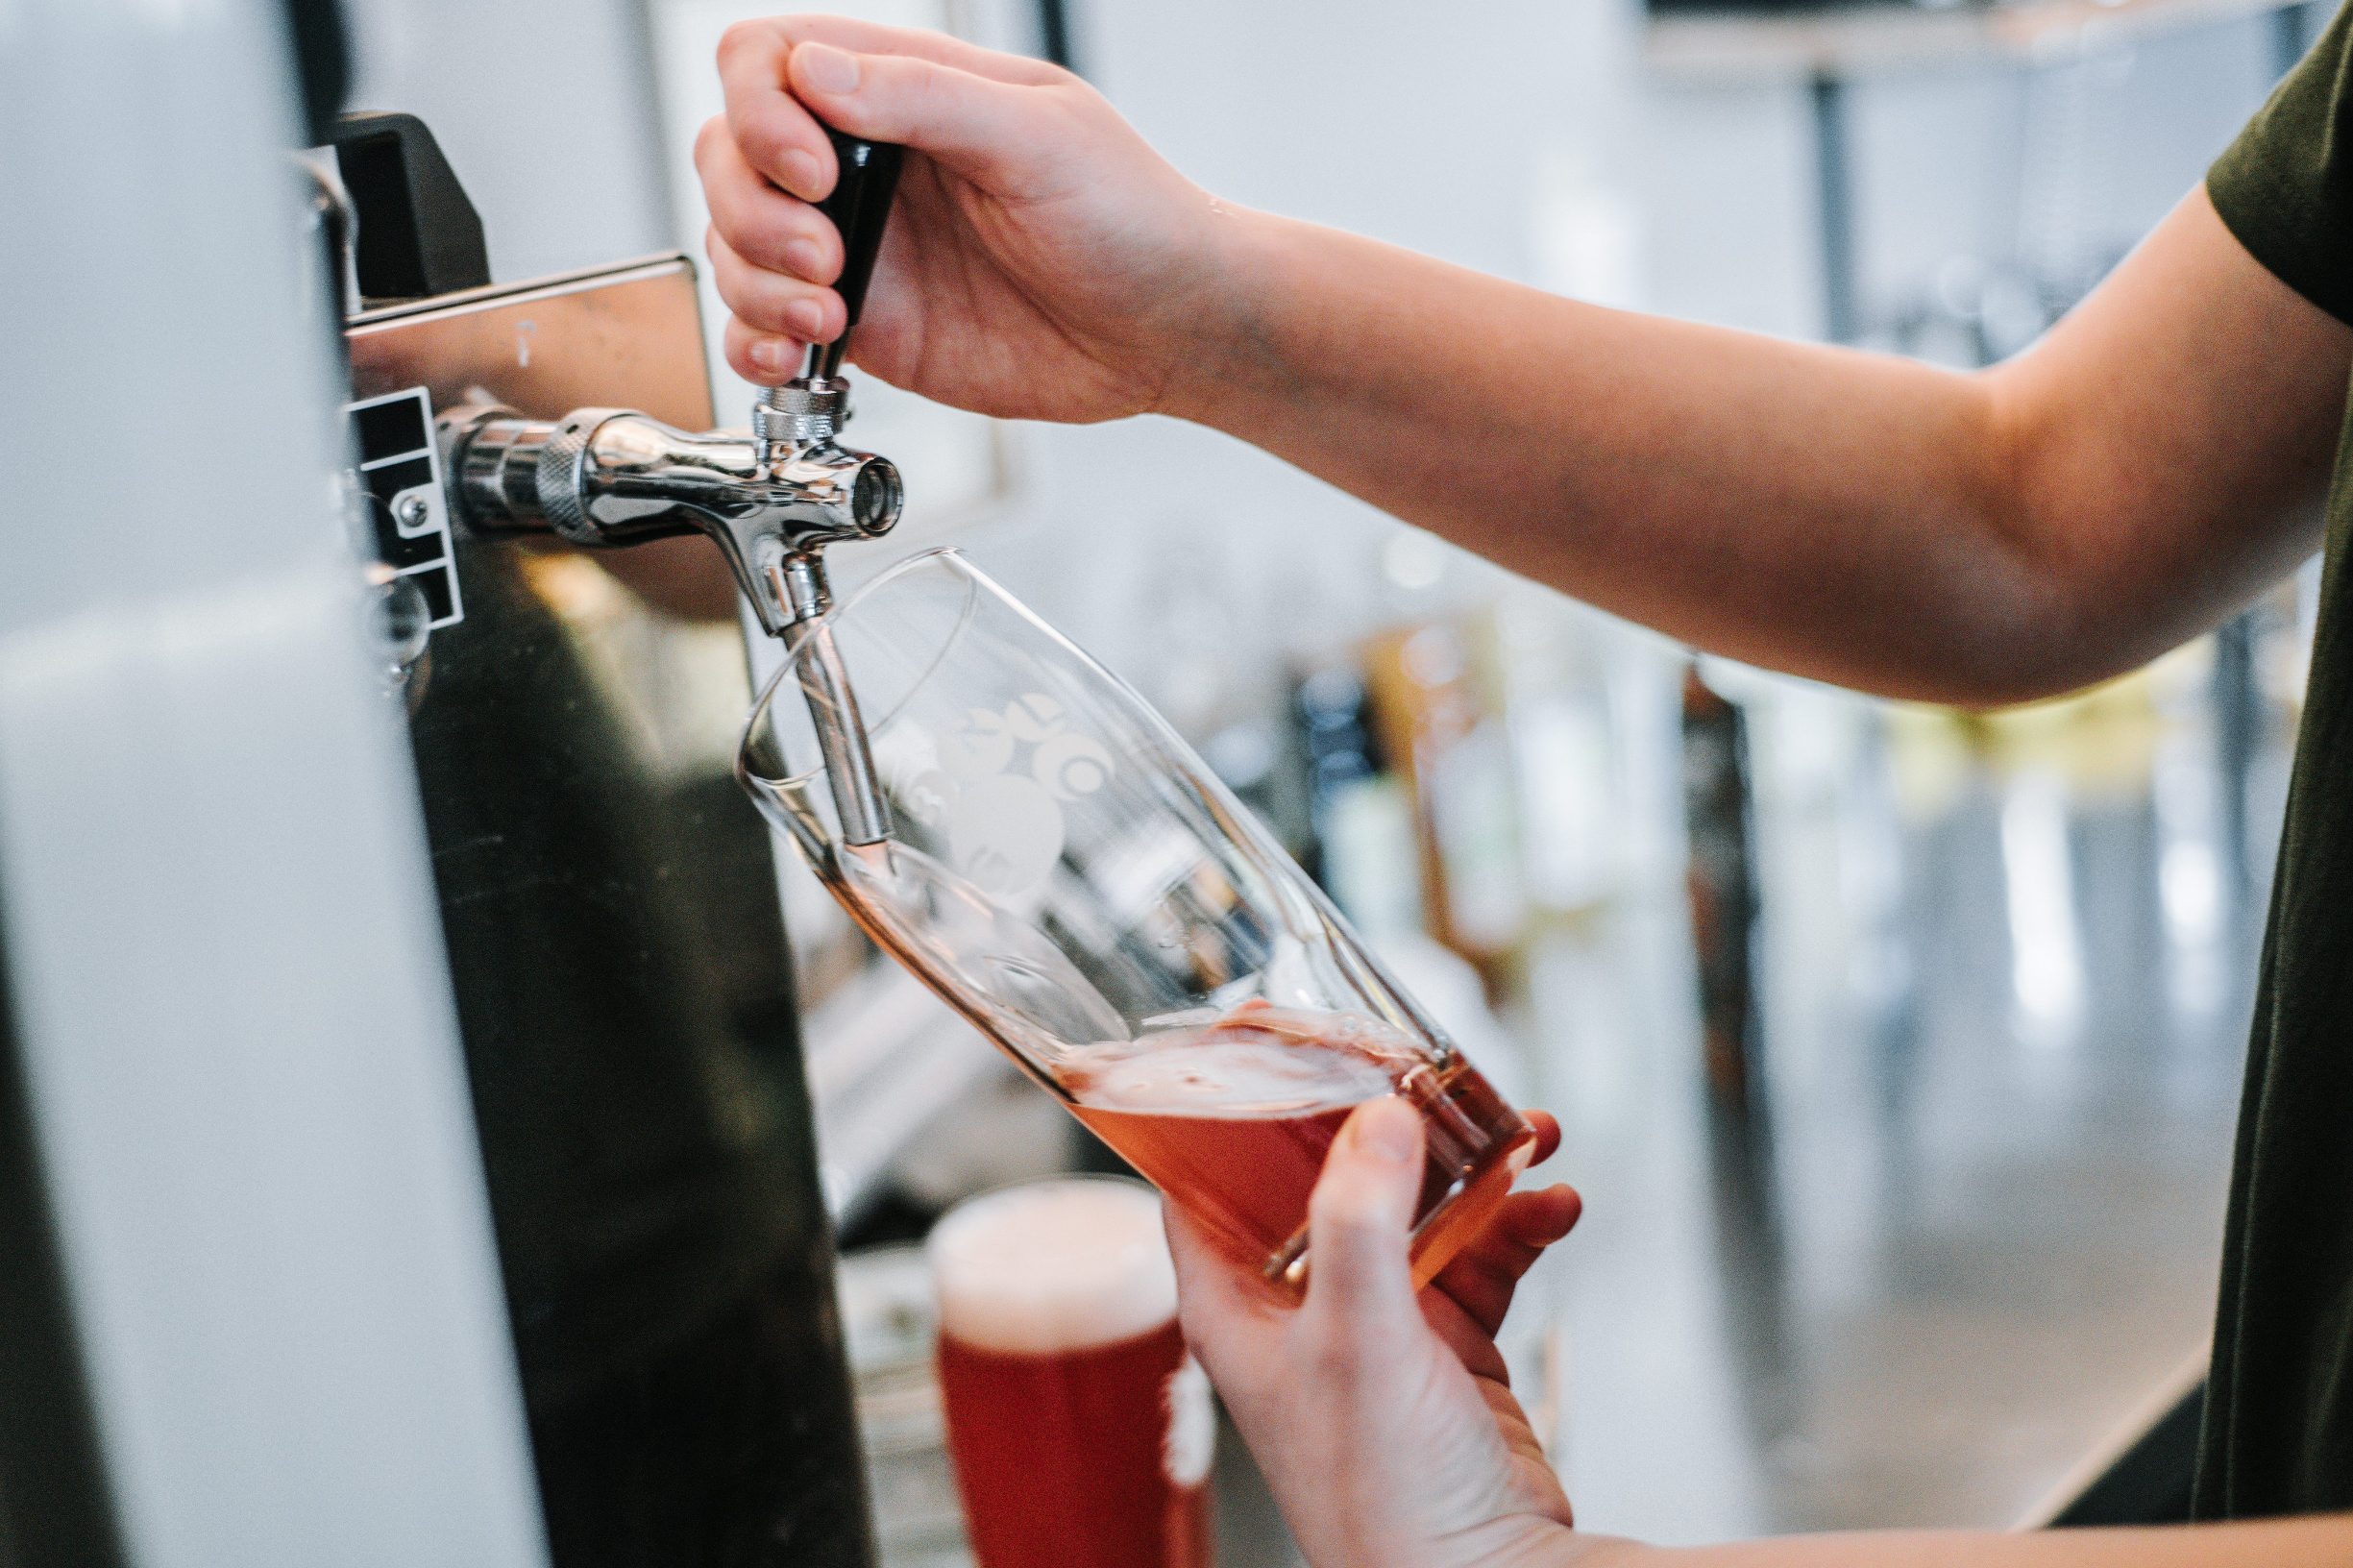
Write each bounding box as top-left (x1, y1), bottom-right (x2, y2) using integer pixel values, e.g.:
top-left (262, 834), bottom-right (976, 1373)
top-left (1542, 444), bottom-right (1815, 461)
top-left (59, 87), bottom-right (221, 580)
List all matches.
top-left (438, 395), bottom-right (900, 637)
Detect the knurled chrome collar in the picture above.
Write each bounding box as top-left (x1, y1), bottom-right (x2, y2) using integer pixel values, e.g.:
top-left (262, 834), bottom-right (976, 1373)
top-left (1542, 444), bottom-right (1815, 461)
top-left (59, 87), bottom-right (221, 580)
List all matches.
top-left (753, 380), bottom-right (848, 447)
top-left (534, 410), bottom-right (617, 546)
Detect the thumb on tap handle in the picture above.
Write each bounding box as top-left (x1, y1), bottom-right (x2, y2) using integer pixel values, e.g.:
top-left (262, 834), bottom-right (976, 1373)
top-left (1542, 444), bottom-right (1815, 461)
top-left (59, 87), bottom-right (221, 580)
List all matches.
top-left (810, 126), bottom-right (904, 381)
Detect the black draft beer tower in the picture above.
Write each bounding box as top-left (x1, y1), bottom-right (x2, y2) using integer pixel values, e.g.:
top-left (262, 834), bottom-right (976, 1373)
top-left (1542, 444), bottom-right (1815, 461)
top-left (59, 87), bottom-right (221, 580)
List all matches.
top-left (325, 107), bottom-right (906, 1567)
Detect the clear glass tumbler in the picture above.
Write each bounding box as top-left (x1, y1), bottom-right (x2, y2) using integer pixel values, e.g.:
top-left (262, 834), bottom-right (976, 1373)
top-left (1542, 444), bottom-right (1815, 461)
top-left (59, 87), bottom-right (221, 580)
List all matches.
top-left (739, 549), bottom-right (1533, 1291)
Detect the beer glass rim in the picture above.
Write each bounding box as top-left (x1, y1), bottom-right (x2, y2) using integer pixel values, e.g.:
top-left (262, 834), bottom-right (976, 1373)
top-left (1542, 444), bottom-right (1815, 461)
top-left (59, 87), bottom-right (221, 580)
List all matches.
top-left (735, 545), bottom-right (988, 794)
top-left (736, 543), bottom-right (1278, 881)
top-left (732, 543), bottom-right (1469, 1078)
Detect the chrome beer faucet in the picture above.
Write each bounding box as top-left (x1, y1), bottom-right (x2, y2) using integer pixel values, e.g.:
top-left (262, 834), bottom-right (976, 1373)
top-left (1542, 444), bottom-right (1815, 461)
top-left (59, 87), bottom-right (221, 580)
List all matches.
top-left (441, 377), bottom-right (902, 637)
top-left (438, 133), bottom-right (905, 845)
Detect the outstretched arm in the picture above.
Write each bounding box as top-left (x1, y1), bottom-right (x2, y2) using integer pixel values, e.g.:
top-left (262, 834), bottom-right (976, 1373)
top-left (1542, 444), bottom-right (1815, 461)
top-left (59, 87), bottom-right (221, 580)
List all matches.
top-left (1576, 1519), bottom-right (2353, 1568)
top-left (702, 18), bottom-right (2350, 706)
top-left (1185, 191), bottom-right (2346, 704)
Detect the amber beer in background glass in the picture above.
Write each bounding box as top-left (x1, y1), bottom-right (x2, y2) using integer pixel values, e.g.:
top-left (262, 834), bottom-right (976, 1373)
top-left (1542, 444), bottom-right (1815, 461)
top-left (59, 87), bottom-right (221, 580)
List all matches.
top-left (927, 1180), bottom-right (1213, 1568)
top-left (742, 551), bottom-right (1536, 1296)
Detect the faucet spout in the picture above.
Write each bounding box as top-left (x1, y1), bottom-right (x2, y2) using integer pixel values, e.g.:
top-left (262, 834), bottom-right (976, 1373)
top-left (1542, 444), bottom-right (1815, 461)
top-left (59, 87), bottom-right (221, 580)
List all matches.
top-left (443, 393), bottom-right (901, 637)
top-left (439, 377), bottom-right (904, 847)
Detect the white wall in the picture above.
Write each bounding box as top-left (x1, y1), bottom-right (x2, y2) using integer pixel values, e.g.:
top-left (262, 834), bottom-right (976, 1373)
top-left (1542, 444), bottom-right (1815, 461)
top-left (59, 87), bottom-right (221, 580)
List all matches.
top-left (984, 0), bottom-right (1640, 700)
top-left (340, 0), bottom-right (674, 282)
top-left (1839, 17), bottom-right (2278, 332)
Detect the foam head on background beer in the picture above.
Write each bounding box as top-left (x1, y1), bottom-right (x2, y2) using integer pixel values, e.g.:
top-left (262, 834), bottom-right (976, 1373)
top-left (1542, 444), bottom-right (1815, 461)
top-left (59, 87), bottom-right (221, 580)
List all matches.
top-left (926, 1178), bottom-right (1177, 1357)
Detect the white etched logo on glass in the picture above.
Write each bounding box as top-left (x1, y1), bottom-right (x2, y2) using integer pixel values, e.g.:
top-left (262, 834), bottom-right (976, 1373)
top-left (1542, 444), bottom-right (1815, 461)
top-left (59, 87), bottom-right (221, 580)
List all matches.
top-left (898, 694), bottom-right (1114, 897)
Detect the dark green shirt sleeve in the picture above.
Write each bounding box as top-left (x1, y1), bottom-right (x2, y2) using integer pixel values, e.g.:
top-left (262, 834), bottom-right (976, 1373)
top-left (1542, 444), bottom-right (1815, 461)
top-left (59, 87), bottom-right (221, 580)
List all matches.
top-left (2209, 2), bottom-right (2353, 327)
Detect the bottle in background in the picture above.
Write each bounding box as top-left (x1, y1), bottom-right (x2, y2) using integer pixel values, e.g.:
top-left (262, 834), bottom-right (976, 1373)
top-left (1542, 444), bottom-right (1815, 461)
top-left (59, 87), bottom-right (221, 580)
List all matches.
top-left (1361, 617), bottom-right (1531, 983)
top-left (1681, 662), bottom-right (1763, 1111)
top-left (1293, 664), bottom-right (1424, 937)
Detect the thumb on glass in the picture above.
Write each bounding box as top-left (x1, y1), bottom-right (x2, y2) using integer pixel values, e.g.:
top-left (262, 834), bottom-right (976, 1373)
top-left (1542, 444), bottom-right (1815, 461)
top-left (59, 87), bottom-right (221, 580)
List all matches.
top-left (1304, 1095), bottom-right (1426, 1328)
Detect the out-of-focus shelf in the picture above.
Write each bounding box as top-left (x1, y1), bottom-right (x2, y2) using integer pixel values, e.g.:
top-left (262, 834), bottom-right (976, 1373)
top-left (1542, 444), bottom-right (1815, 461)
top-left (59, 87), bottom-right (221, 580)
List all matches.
top-left (802, 961), bottom-right (1011, 1224)
top-left (1646, 0), bottom-right (2301, 82)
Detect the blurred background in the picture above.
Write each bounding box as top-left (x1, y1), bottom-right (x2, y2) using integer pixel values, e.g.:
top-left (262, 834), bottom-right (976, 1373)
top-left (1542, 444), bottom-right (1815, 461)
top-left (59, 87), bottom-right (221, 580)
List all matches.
top-left (40, 0), bottom-right (2327, 1560)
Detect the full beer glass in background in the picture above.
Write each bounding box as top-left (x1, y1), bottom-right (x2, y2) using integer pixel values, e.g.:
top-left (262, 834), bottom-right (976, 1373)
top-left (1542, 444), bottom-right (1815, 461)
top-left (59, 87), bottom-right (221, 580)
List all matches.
top-left (740, 550), bottom-right (1535, 1290)
top-left (928, 1180), bottom-right (1213, 1567)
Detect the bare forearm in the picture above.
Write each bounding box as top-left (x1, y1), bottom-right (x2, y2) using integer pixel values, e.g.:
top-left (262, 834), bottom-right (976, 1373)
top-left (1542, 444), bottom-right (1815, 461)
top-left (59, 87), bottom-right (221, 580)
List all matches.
top-left (1177, 194), bottom-right (2344, 704)
top-left (1550, 1518), bottom-right (2353, 1568)
top-left (1183, 210), bottom-right (2022, 700)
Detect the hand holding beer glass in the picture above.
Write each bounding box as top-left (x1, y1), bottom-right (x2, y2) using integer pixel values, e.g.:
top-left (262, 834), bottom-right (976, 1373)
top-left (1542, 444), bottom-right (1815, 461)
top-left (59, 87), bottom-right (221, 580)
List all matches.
top-left (739, 550), bottom-right (1536, 1291)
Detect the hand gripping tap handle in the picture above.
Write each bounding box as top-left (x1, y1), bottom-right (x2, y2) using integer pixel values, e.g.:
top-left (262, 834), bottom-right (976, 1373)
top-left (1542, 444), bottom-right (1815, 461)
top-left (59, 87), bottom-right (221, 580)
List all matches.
top-left (806, 128), bottom-right (904, 382)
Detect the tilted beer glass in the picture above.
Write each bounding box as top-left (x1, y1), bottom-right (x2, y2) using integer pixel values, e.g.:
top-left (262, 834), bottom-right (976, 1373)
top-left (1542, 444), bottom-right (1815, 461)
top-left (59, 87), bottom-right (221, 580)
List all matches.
top-left (739, 550), bottom-right (1533, 1291)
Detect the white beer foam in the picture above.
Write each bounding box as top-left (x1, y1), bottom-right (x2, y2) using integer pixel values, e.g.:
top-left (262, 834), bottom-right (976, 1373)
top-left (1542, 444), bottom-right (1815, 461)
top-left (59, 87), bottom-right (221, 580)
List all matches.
top-left (1070, 1038), bottom-right (1393, 1117)
top-left (927, 1179), bottom-right (1177, 1356)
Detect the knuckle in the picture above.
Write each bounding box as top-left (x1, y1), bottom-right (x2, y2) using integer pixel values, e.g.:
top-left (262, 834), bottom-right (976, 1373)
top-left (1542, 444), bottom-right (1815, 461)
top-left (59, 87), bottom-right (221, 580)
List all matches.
top-left (724, 291), bottom-right (787, 336)
top-left (1309, 1182), bottom-right (1384, 1237)
top-left (692, 115), bottom-right (726, 174)
top-left (901, 60), bottom-right (948, 116)
top-left (715, 19), bottom-right (772, 66)
top-left (741, 291), bottom-right (798, 333)
top-left (712, 264), bottom-right (774, 315)
top-left (727, 231), bottom-right (779, 273)
top-left (1305, 1327), bottom-right (1374, 1383)
top-left (704, 192), bottom-right (749, 251)
top-left (735, 116), bottom-right (793, 181)
top-left (860, 55), bottom-right (934, 127)
top-left (735, 213), bottom-right (802, 274)
top-left (710, 266), bottom-right (755, 313)
top-left (731, 300), bottom-right (781, 334)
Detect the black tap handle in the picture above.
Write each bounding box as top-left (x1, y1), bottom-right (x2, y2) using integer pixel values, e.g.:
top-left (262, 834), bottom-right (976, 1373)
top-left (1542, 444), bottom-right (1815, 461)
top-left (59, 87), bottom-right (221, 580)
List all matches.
top-left (812, 128), bottom-right (903, 380)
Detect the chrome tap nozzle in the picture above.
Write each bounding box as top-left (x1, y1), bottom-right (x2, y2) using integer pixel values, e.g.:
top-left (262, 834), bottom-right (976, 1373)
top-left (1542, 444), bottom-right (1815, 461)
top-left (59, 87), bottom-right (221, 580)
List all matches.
top-left (442, 391), bottom-right (900, 638)
top-left (438, 371), bottom-right (902, 845)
